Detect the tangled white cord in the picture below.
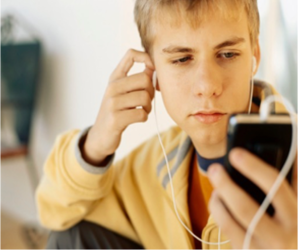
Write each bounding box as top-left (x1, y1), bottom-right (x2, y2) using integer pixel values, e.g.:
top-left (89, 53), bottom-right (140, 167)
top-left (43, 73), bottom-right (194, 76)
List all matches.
top-left (243, 95), bottom-right (297, 249)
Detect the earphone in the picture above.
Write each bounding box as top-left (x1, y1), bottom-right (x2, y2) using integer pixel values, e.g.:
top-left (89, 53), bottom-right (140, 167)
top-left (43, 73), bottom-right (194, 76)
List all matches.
top-left (248, 56), bottom-right (256, 114)
top-left (152, 65), bottom-right (297, 249)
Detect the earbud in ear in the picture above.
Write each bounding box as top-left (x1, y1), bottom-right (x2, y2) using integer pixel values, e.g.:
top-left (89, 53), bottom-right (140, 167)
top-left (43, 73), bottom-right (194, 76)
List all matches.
top-left (252, 56), bottom-right (257, 74)
top-left (152, 71), bottom-right (157, 88)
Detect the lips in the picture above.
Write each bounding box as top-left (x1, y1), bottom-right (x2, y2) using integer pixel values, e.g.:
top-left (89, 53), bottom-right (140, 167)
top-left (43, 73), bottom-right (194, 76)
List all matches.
top-left (195, 113), bottom-right (225, 116)
top-left (194, 111), bottom-right (226, 115)
top-left (192, 111), bottom-right (227, 124)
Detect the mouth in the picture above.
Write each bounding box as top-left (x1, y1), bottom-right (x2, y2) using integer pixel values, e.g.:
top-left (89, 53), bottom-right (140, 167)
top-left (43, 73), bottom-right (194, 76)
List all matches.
top-left (192, 111), bottom-right (227, 124)
top-left (194, 110), bottom-right (227, 115)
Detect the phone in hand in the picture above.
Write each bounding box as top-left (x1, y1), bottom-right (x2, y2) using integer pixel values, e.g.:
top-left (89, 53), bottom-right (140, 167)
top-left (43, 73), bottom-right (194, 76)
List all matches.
top-left (224, 113), bottom-right (294, 216)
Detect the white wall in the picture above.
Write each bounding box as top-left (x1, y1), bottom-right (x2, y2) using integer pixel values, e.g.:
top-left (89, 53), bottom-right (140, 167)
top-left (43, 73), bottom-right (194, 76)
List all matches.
top-left (1, 0), bottom-right (175, 179)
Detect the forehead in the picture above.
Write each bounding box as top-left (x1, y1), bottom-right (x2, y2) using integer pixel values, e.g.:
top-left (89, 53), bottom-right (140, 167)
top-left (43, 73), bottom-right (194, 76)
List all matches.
top-left (151, 2), bottom-right (249, 51)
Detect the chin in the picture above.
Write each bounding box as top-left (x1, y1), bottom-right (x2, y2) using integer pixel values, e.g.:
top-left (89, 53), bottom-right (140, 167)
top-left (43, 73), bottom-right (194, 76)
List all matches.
top-left (195, 132), bottom-right (225, 146)
top-left (186, 123), bottom-right (227, 146)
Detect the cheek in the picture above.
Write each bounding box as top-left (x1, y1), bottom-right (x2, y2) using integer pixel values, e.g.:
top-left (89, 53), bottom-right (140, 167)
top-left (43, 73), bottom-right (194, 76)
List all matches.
top-left (224, 70), bottom-right (252, 112)
top-left (157, 72), bottom-right (190, 122)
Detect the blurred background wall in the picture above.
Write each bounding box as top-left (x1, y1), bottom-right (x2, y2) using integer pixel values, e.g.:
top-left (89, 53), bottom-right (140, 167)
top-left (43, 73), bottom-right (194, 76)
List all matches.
top-left (256, 0), bottom-right (297, 110)
top-left (1, 0), bottom-right (297, 249)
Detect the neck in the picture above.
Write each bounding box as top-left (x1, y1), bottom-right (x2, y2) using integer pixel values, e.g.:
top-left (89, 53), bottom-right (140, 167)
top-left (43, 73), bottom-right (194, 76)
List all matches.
top-left (192, 138), bottom-right (226, 159)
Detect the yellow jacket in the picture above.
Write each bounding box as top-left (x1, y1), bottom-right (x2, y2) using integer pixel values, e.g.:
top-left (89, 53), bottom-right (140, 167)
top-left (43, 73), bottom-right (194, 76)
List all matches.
top-left (36, 81), bottom-right (287, 249)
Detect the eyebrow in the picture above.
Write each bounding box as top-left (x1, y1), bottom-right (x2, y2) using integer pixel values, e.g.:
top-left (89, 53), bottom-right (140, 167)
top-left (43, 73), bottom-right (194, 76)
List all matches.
top-left (162, 37), bottom-right (246, 54)
top-left (162, 46), bottom-right (195, 54)
top-left (214, 37), bottom-right (246, 49)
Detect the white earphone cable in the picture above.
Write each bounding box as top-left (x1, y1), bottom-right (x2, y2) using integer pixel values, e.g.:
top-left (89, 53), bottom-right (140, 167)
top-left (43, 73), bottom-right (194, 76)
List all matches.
top-left (248, 77), bottom-right (254, 114)
top-left (152, 72), bottom-right (296, 250)
top-left (243, 95), bottom-right (297, 249)
top-left (152, 72), bottom-right (230, 247)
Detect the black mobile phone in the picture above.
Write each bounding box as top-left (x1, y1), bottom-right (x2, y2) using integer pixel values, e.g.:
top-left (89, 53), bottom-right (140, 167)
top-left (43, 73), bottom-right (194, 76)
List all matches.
top-left (224, 113), bottom-right (294, 216)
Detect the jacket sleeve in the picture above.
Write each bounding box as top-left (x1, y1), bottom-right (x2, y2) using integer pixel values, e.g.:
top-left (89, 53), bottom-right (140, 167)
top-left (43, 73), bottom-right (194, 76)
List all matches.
top-left (35, 128), bottom-right (116, 230)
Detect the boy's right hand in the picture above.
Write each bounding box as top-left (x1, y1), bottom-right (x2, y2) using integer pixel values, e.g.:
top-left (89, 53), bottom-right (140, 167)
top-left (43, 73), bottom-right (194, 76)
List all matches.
top-left (82, 49), bottom-right (155, 166)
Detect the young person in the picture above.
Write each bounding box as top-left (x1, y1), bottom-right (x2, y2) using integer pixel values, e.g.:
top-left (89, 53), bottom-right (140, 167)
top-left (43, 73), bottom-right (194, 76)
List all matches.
top-left (36, 0), bottom-right (297, 249)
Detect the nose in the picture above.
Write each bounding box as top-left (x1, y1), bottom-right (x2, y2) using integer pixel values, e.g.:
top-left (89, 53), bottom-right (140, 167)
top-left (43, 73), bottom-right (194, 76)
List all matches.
top-left (192, 60), bottom-right (223, 98)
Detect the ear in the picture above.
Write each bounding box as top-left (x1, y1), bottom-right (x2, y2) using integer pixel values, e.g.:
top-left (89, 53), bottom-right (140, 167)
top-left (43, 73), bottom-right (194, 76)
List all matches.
top-left (253, 39), bottom-right (261, 75)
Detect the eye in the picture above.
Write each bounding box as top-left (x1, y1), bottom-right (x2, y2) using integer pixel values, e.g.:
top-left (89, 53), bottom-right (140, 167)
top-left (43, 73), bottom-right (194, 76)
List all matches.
top-left (178, 57), bottom-right (190, 63)
top-left (224, 52), bottom-right (234, 58)
top-left (219, 52), bottom-right (239, 59)
top-left (172, 56), bottom-right (193, 65)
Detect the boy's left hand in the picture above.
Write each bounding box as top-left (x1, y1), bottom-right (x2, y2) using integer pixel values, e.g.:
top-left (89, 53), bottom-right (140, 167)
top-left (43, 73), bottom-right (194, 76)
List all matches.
top-left (207, 147), bottom-right (297, 249)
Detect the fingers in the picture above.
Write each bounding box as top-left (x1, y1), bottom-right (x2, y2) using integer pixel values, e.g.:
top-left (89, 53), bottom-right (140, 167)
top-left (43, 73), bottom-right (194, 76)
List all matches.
top-left (144, 66), bottom-right (154, 79)
top-left (110, 49), bottom-right (155, 81)
top-left (113, 109), bottom-right (149, 132)
top-left (209, 191), bottom-right (292, 249)
top-left (109, 90), bottom-right (152, 114)
top-left (208, 149), bottom-right (298, 250)
top-left (209, 192), bottom-right (257, 249)
top-left (229, 148), bottom-right (297, 221)
top-left (208, 163), bottom-right (280, 244)
top-left (108, 72), bottom-right (154, 99)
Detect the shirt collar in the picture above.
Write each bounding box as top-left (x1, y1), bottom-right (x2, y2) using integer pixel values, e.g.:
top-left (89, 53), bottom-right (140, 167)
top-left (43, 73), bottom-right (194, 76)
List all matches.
top-left (196, 152), bottom-right (224, 173)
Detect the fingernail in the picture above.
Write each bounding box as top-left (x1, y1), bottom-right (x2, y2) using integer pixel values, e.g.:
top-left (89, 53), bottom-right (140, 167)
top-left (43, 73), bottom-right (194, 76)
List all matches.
top-left (208, 163), bottom-right (221, 177)
top-left (231, 148), bottom-right (244, 162)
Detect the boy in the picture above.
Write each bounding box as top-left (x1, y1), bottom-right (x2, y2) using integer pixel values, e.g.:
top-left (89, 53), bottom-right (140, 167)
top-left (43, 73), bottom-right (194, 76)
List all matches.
top-left (36, 0), bottom-right (297, 249)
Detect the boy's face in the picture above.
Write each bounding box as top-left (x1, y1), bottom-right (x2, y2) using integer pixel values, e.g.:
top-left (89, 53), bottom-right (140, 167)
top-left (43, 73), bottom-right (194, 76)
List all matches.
top-left (152, 8), bottom-right (259, 156)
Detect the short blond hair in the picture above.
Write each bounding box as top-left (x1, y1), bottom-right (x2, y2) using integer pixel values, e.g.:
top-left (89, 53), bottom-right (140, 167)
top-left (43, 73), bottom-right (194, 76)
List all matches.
top-left (134, 0), bottom-right (260, 53)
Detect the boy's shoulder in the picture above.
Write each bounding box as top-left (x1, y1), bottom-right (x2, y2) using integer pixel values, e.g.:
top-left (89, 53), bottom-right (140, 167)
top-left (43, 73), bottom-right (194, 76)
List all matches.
top-left (253, 79), bottom-right (288, 114)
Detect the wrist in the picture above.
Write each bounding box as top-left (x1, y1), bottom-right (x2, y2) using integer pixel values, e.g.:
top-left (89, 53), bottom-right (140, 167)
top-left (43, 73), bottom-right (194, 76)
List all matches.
top-left (80, 130), bottom-right (110, 166)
